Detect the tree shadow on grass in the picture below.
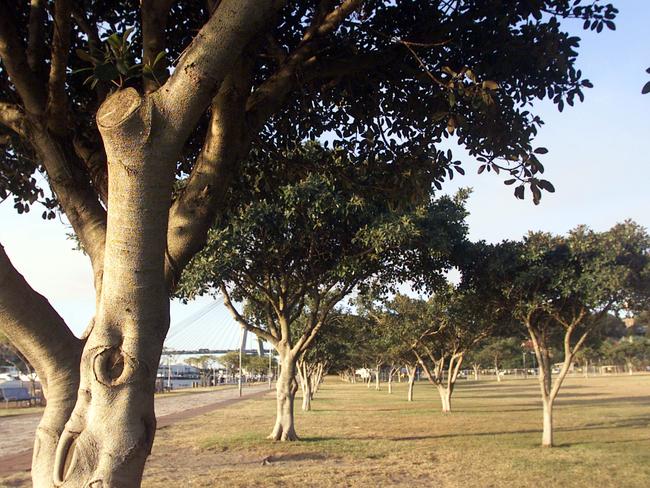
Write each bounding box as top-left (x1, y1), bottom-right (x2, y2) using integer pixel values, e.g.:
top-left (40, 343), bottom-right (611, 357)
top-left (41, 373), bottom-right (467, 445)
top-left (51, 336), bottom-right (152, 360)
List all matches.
top-left (385, 415), bottom-right (650, 443)
top-left (266, 452), bottom-right (329, 463)
top-left (473, 392), bottom-right (603, 400)
top-left (556, 395), bottom-right (650, 407)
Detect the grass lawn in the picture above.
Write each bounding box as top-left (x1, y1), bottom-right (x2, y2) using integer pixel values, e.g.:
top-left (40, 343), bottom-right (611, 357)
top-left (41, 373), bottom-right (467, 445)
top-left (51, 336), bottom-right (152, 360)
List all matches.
top-left (1, 375), bottom-right (648, 487)
top-left (0, 406), bottom-right (43, 418)
top-left (143, 374), bottom-right (650, 487)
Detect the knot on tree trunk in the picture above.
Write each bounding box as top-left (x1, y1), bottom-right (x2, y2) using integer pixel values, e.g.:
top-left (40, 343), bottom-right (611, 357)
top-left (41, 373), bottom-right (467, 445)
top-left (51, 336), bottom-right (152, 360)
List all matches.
top-left (92, 346), bottom-right (137, 387)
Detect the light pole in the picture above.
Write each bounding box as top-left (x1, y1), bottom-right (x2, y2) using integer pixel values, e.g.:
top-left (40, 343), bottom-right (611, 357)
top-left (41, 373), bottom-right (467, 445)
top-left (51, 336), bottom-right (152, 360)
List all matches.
top-left (167, 354), bottom-right (172, 391)
top-left (238, 327), bottom-right (247, 397)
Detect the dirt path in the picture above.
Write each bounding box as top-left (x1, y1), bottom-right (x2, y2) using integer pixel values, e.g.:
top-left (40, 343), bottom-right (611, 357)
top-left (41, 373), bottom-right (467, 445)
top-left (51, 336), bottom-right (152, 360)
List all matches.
top-left (0, 384), bottom-right (270, 477)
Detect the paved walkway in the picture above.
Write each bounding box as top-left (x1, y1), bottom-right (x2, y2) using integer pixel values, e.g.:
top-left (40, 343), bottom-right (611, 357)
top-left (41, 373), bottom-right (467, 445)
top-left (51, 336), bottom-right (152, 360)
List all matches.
top-left (0, 385), bottom-right (270, 476)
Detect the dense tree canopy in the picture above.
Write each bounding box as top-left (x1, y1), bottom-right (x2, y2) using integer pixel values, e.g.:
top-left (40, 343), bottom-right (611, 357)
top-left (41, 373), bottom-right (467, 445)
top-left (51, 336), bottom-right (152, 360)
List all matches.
top-left (2, 0), bottom-right (618, 235)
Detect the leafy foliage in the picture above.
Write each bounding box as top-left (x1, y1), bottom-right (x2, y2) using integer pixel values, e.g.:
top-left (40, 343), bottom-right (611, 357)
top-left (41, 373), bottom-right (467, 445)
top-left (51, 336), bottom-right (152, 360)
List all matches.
top-left (177, 144), bottom-right (468, 314)
top-left (1, 0), bottom-right (620, 218)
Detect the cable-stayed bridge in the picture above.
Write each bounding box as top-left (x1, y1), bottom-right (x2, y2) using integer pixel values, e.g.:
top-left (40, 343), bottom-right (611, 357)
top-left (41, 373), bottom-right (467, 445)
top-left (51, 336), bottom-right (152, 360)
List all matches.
top-left (163, 296), bottom-right (270, 356)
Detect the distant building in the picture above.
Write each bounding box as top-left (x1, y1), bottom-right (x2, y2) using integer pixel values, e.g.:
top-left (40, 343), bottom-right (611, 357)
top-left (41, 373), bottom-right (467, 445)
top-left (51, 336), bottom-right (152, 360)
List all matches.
top-left (157, 363), bottom-right (201, 390)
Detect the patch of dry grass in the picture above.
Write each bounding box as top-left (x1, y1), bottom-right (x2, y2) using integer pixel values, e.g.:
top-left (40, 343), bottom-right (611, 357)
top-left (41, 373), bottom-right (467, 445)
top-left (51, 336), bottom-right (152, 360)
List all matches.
top-left (142, 374), bottom-right (650, 488)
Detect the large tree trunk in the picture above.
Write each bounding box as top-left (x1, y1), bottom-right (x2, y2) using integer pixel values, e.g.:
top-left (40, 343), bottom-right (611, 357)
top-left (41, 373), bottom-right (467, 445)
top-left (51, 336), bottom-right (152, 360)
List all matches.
top-left (269, 351), bottom-right (299, 441)
top-left (51, 90), bottom-right (172, 486)
top-left (472, 364), bottom-right (479, 381)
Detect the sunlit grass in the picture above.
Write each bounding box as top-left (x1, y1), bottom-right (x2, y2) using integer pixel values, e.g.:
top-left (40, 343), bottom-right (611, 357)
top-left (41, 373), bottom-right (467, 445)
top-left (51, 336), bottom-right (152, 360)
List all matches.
top-left (0, 405), bottom-right (44, 418)
top-left (141, 374), bottom-right (650, 487)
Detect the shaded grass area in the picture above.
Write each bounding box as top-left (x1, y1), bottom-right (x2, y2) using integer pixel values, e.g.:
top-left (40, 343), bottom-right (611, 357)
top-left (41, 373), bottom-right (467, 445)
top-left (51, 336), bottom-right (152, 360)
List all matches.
top-left (142, 375), bottom-right (650, 487)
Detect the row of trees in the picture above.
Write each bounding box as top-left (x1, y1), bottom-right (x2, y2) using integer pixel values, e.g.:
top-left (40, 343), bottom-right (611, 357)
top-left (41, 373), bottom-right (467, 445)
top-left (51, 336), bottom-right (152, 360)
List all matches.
top-left (320, 222), bottom-right (649, 447)
top-left (0, 1), bottom-right (626, 485)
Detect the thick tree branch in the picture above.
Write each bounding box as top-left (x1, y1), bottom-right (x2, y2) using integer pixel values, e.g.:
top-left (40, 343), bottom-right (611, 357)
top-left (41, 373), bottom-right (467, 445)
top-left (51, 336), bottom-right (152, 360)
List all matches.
top-left (246, 0), bottom-right (362, 128)
top-left (30, 127), bottom-right (107, 290)
top-left (165, 65), bottom-right (251, 288)
top-left (26, 0), bottom-right (47, 77)
top-left (0, 0), bottom-right (46, 113)
top-left (220, 282), bottom-right (277, 345)
top-left (0, 243), bottom-right (82, 389)
top-left (141, 0), bottom-right (175, 93)
top-left (156, 0), bottom-right (282, 145)
top-left (0, 102), bottom-right (28, 136)
top-left (46, 0), bottom-right (72, 133)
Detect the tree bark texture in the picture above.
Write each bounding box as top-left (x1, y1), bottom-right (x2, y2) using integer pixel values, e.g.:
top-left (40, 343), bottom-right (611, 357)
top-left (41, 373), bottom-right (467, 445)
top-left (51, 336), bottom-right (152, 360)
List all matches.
top-left (542, 397), bottom-right (554, 447)
top-left (437, 385), bottom-right (452, 413)
top-left (269, 352), bottom-right (299, 441)
top-left (51, 89), bottom-right (174, 487)
top-left (0, 245), bottom-right (82, 486)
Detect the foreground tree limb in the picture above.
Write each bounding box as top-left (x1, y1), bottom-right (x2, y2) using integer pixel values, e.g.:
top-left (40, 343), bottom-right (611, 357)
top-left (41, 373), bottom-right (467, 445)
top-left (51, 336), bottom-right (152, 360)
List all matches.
top-left (0, 244), bottom-right (82, 485)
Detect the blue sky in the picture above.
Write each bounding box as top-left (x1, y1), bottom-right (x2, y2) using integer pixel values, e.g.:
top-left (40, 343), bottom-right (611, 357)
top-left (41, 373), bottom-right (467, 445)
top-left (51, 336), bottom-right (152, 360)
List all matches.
top-left (1, 1), bottom-right (648, 350)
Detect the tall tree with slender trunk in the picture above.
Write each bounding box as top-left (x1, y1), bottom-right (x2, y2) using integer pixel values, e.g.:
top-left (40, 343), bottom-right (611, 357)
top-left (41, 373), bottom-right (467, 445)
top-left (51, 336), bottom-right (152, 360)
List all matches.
top-left (177, 144), bottom-right (468, 439)
top-left (484, 222), bottom-right (649, 447)
top-left (0, 1), bottom-right (618, 484)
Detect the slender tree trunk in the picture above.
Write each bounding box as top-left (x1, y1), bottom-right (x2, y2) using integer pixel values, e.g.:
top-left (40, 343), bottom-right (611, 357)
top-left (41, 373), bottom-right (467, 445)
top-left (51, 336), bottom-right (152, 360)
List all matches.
top-left (297, 360), bottom-right (312, 412)
top-left (387, 366), bottom-right (395, 394)
top-left (542, 396), bottom-right (554, 447)
top-left (302, 380), bottom-right (312, 411)
top-left (375, 363), bottom-right (381, 390)
top-left (406, 365), bottom-right (416, 402)
top-left (269, 351), bottom-right (299, 440)
top-left (437, 386), bottom-right (452, 413)
top-left (494, 357), bottom-right (502, 383)
top-left (472, 364), bottom-right (479, 381)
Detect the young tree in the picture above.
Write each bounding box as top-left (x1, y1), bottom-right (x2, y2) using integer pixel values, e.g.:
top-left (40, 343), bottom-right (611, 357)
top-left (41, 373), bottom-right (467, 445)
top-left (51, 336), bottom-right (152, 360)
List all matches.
top-left (362, 294), bottom-right (440, 403)
top-left (218, 351), bottom-right (242, 380)
top-left (186, 355), bottom-right (219, 386)
top-left (295, 311), bottom-right (351, 410)
top-left (474, 337), bottom-right (522, 382)
top-left (410, 288), bottom-right (500, 413)
top-left (490, 222), bottom-right (649, 447)
top-left (177, 145), bottom-right (468, 439)
top-left (0, 1), bottom-right (618, 484)
top-left (602, 338), bottom-right (650, 374)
